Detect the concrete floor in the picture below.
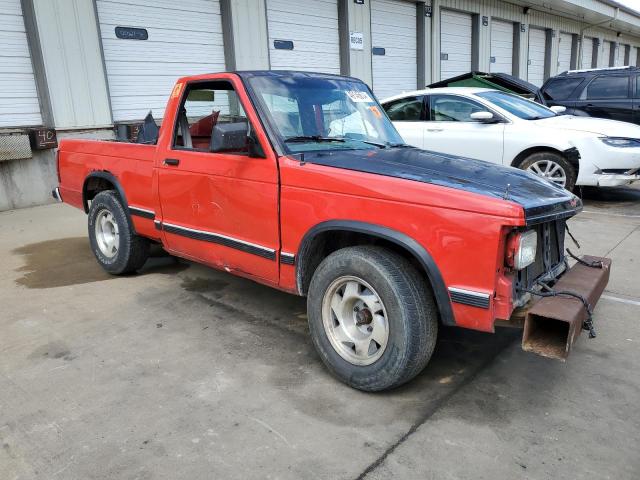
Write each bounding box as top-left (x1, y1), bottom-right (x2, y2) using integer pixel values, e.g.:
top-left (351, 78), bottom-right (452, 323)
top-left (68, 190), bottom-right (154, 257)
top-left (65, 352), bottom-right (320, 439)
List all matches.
top-left (1, 187), bottom-right (639, 480)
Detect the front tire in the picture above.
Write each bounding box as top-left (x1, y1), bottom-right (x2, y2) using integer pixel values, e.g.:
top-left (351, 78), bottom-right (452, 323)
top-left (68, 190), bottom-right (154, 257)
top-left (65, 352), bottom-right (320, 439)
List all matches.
top-left (516, 151), bottom-right (577, 191)
top-left (88, 190), bottom-right (150, 274)
top-left (307, 246), bottom-right (438, 391)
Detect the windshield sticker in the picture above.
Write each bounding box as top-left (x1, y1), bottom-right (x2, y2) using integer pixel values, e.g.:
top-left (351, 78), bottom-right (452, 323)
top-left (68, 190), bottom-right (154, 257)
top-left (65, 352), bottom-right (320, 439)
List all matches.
top-left (368, 105), bottom-right (382, 119)
top-left (346, 90), bottom-right (374, 103)
top-left (171, 82), bottom-right (184, 99)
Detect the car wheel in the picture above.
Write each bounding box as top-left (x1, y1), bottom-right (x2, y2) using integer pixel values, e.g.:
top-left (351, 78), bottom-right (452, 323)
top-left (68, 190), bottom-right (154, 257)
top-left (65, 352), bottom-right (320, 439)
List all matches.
top-left (307, 246), bottom-right (438, 391)
top-left (88, 190), bottom-right (150, 274)
top-left (517, 151), bottom-right (577, 191)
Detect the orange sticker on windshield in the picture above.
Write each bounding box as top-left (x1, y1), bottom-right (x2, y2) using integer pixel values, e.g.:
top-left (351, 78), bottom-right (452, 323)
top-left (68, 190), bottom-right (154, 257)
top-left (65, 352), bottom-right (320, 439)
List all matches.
top-left (171, 82), bottom-right (184, 99)
top-left (369, 106), bottom-right (382, 119)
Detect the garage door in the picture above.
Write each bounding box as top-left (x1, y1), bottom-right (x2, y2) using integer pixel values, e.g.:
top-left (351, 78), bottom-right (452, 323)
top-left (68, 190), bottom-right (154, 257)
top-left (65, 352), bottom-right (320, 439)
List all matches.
top-left (557, 33), bottom-right (572, 73)
top-left (0, 0), bottom-right (41, 127)
top-left (266, 0), bottom-right (340, 74)
top-left (528, 28), bottom-right (546, 87)
top-left (371, 0), bottom-right (416, 100)
top-left (97, 0), bottom-right (225, 122)
top-left (602, 40), bottom-right (612, 67)
top-left (440, 10), bottom-right (472, 80)
top-left (581, 37), bottom-right (594, 68)
top-left (490, 19), bottom-right (513, 74)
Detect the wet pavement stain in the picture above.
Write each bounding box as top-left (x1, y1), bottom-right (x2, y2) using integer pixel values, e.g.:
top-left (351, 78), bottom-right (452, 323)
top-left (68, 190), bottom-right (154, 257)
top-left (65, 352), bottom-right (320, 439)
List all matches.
top-left (13, 237), bottom-right (189, 289)
top-left (181, 276), bottom-right (229, 293)
top-left (13, 237), bottom-right (114, 288)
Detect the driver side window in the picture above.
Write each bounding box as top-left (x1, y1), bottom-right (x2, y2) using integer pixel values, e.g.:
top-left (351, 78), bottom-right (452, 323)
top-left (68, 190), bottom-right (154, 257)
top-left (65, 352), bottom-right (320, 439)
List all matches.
top-left (173, 81), bottom-right (249, 154)
top-left (429, 95), bottom-right (486, 122)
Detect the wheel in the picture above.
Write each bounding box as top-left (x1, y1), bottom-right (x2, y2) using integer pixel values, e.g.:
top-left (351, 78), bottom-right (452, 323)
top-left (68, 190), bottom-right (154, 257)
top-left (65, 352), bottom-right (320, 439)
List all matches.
top-left (516, 151), bottom-right (577, 191)
top-left (88, 190), bottom-right (150, 274)
top-left (307, 246), bottom-right (438, 391)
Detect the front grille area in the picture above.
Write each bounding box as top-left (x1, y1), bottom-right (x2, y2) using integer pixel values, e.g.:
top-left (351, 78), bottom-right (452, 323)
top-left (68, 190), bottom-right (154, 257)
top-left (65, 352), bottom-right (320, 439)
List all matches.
top-left (516, 220), bottom-right (566, 290)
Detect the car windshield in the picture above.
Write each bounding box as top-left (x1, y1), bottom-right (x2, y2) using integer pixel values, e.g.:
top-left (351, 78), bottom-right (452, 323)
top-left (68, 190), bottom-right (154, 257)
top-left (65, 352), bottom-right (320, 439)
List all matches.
top-left (476, 90), bottom-right (556, 120)
top-left (246, 75), bottom-right (405, 153)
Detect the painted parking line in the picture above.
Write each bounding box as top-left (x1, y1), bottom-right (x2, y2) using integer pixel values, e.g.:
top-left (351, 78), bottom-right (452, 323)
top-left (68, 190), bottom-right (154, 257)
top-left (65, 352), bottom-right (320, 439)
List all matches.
top-left (602, 294), bottom-right (640, 307)
top-left (582, 210), bottom-right (640, 219)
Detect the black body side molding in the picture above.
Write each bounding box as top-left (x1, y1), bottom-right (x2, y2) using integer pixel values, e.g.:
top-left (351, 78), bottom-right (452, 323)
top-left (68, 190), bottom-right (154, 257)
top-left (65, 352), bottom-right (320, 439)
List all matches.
top-left (296, 220), bottom-right (456, 327)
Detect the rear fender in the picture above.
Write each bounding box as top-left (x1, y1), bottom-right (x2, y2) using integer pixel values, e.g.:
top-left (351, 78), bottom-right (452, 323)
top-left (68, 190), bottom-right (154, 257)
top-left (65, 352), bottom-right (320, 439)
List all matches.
top-left (82, 171), bottom-right (135, 232)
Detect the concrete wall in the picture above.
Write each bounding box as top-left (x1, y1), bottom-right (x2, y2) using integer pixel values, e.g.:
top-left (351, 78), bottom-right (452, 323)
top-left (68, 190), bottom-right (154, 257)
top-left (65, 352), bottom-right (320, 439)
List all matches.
top-left (0, 128), bottom-right (113, 211)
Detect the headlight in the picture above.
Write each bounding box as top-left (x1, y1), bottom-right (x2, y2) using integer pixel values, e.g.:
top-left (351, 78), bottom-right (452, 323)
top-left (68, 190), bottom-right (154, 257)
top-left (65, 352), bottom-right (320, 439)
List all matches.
top-left (506, 230), bottom-right (538, 270)
top-left (600, 137), bottom-right (640, 147)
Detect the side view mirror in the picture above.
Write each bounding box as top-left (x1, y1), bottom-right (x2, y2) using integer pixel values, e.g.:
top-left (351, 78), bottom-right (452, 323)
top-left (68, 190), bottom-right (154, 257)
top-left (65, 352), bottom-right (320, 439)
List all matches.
top-left (247, 130), bottom-right (265, 158)
top-left (470, 111), bottom-right (496, 122)
top-left (210, 122), bottom-right (250, 153)
top-left (550, 105), bottom-right (567, 114)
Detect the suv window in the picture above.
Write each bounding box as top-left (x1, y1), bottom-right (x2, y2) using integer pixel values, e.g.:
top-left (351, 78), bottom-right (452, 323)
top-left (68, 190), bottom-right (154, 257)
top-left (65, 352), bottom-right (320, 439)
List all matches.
top-left (174, 81), bottom-right (249, 154)
top-left (582, 75), bottom-right (629, 99)
top-left (384, 96), bottom-right (424, 121)
top-left (542, 77), bottom-right (584, 100)
top-left (429, 95), bottom-right (486, 122)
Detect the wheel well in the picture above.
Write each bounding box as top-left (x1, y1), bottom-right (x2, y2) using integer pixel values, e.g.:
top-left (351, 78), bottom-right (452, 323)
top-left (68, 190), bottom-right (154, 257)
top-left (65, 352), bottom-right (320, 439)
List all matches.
top-left (298, 230), bottom-right (430, 296)
top-left (511, 147), bottom-right (579, 175)
top-left (83, 177), bottom-right (115, 212)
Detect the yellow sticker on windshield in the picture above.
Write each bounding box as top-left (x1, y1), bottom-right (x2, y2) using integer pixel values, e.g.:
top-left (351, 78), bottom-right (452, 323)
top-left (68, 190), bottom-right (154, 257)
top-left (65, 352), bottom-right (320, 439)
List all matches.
top-left (171, 82), bottom-right (184, 99)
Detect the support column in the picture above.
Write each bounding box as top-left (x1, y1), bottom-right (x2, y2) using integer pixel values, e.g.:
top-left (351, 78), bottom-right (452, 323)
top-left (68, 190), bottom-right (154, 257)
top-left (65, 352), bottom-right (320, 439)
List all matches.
top-left (221, 0), bottom-right (269, 70)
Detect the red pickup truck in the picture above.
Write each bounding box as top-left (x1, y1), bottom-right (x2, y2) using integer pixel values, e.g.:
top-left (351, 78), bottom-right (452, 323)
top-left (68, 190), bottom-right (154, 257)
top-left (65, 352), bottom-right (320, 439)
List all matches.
top-left (54, 71), bottom-right (610, 391)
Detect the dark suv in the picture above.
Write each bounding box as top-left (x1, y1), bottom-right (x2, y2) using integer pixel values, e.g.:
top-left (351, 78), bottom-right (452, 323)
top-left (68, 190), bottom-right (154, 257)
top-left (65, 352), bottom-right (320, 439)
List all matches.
top-left (540, 66), bottom-right (640, 124)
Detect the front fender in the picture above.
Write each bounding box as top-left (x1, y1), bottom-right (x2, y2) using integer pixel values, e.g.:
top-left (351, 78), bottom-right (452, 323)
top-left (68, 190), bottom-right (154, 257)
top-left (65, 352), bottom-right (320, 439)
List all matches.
top-left (296, 220), bottom-right (456, 326)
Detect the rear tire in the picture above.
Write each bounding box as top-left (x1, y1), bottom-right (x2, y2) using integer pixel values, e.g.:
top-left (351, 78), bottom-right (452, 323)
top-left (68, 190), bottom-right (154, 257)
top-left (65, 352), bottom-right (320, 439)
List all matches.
top-left (516, 151), bottom-right (577, 191)
top-left (88, 190), bottom-right (150, 275)
top-left (307, 246), bottom-right (438, 392)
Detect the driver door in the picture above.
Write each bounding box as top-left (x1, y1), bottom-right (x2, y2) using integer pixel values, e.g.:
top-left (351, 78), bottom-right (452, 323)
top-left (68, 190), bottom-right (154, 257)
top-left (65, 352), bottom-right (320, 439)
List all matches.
top-left (423, 94), bottom-right (505, 164)
top-left (157, 79), bottom-right (280, 283)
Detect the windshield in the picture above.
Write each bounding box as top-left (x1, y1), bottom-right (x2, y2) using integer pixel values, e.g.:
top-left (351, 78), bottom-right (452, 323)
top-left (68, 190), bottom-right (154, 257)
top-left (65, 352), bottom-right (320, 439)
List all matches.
top-left (476, 91), bottom-right (556, 120)
top-left (246, 75), bottom-right (405, 153)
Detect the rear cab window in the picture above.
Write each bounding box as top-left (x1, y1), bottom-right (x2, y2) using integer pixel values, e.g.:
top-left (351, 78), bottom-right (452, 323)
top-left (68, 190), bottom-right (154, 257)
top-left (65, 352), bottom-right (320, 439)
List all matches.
top-left (581, 75), bottom-right (630, 100)
top-left (542, 77), bottom-right (584, 100)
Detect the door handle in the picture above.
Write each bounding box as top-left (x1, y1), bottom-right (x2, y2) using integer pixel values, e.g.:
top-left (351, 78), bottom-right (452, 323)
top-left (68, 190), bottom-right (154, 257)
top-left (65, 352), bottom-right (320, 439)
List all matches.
top-left (426, 128), bottom-right (443, 132)
top-left (164, 158), bottom-right (180, 166)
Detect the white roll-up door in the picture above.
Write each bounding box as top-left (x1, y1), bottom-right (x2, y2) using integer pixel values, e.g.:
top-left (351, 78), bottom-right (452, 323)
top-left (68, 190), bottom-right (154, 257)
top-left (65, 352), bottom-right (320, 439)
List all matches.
top-left (602, 40), bottom-right (612, 67)
top-left (557, 33), bottom-right (572, 73)
top-left (490, 19), bottom-right (514, 75)
top-left (581, 37), bottom-right (594, 68)
top-left (371, 0), bottom-right (416, 100)
top-left (97, 0), bottom-right (225, 122)
top-left (616, 44), bottom-right (627, 66)
top-left (440, 10), bottom-right (472, 80)
top-left (528, 28), bottom-right (546, 87)
top-left (266, 0), bottom-right (340, 74)
top-left (630, 47), bottom-right (638, 67)
top-left (0, 0), bottom-right (42, 127)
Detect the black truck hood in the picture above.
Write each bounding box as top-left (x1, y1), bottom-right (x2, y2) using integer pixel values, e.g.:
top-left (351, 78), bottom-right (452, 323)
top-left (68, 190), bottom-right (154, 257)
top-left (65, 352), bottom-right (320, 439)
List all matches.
top-left (302, 147), bottom-right (581, 225)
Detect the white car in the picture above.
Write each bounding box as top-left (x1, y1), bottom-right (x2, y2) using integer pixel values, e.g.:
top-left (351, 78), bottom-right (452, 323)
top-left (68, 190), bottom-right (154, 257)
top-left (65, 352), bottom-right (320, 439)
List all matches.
top-left (381, 87), bottom-right (640, 190)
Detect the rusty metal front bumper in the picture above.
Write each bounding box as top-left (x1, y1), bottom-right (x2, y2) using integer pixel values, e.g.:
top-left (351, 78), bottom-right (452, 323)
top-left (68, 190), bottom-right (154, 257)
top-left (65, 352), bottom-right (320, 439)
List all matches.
top-left (521, 255), bottom-right (611, 361)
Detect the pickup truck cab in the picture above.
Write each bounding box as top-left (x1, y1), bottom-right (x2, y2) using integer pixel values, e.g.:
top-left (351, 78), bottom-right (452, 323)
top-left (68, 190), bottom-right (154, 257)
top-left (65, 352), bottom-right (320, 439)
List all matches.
top-left (54, 71), bottom-right (610, 391)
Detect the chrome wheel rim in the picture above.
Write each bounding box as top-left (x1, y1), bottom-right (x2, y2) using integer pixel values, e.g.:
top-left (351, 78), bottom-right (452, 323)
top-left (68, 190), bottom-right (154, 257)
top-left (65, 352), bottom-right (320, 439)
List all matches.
top-left (321, 276), bottom-right (389, 366)
top-left (95, 209), bottom-right (119, 258)
top-left (527, 159), bottom-right (567, 188)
